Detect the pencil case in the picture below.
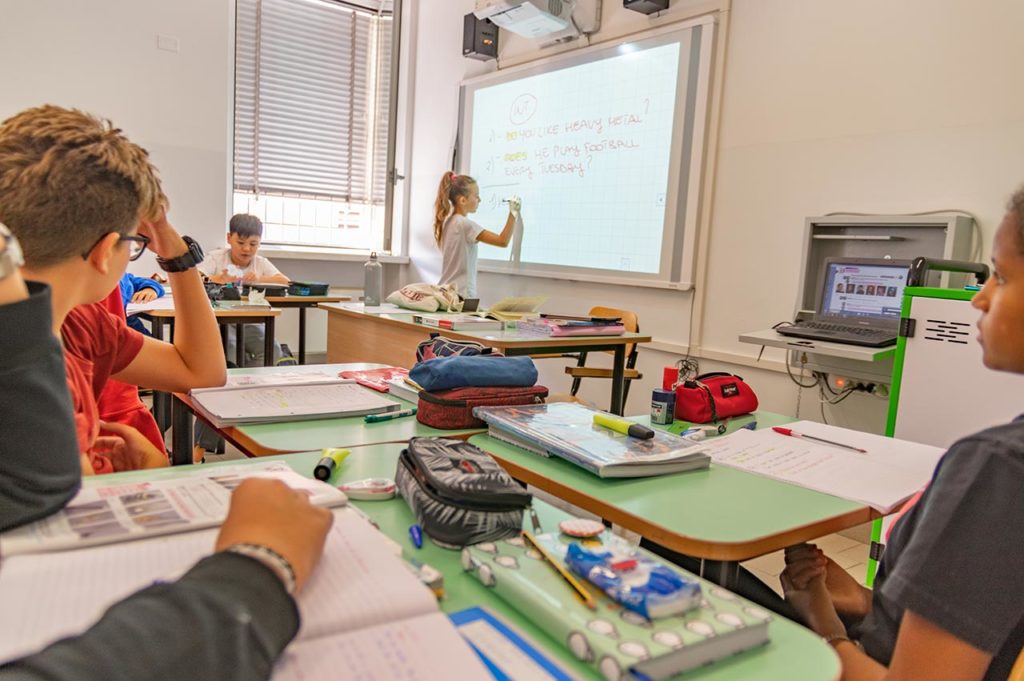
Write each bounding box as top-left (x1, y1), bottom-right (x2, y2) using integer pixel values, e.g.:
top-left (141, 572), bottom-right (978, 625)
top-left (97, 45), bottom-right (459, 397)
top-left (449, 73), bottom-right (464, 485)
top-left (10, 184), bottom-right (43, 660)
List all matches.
top-left (417, 385), bottom-right (549, 430)
top-left (287, 280), bottom-right (329, 296)
top-left (564, 541), bottom-right (702, 619)
top-left (396, 437), bottom-right (532, 549)
top-left (410, 355), bottom-right (538, 392)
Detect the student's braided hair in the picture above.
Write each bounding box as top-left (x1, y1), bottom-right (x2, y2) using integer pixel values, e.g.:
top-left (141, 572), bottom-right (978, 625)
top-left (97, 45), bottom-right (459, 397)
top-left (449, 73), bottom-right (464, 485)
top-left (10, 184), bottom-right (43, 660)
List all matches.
top-left (0, 105), bottom-right (166, 267)
top-left (433, 171), bottom-right (476, 246)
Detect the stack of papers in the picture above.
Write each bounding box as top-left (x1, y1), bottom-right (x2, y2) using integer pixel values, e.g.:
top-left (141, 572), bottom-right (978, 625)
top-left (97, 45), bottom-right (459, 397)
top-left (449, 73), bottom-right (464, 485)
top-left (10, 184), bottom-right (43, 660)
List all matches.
top-left (701, 421), bottom-right (945, 513)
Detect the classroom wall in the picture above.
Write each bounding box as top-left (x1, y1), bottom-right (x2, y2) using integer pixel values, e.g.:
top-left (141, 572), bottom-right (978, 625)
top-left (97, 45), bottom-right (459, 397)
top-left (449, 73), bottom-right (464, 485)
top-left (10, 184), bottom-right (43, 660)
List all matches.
top-left (403, 0), bottom-right (1024, 430)
top-left (0, 0), bottom-right (396, 356)
top-left (0, 0), bottom-right (234, 266)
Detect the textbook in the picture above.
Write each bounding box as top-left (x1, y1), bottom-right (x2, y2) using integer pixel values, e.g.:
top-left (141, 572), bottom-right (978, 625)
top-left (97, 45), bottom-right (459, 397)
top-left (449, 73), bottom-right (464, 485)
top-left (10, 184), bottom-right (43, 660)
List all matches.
top-left (516, 318), bottom-right (626, 337)
top-left (412, 313), bottom-right (503, 331)
top-left (0, 462), bottom-right (347, 556)
top-left (462, 533), bottom-right (771, 681)
top-left (388, 377), bottom-right (422, 404)
top-left (0, 506), bottom-right (492, 680)
top-left (473, 403), bottom-right (711, 478)
top-left (484, 295), bottom-right (547, 322)
top-left (189, 380), bottom-right (401, 426)
top-left (701, 422), bottom-right (945, 513)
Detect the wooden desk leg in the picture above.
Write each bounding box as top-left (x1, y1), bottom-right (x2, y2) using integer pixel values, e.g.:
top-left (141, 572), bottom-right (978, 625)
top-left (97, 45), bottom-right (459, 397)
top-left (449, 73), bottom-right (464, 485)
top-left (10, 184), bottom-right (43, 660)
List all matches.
top-left (235, 323), bottom-right (245, 366)
top-left (264, 316), bottom-right (275, 367)
top-left (610, 345), bottom-right (626, 415)
top-left (297, 306), bottom-right (307, 364)
top-left (170, 394), bottom-right (194, 466)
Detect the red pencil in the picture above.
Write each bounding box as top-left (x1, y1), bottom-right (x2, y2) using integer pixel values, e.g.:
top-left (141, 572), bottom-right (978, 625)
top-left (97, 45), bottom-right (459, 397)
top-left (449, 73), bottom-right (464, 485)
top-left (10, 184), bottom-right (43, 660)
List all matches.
top-left (771, 426), bottom-right (867, 454)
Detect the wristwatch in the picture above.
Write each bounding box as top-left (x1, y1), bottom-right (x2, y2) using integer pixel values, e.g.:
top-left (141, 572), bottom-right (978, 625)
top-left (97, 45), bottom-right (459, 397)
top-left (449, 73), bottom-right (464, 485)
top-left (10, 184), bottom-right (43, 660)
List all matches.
top-left (0, 222), bottom-right (25, 281)
top-left (156, 235), bottom-right (204, 273)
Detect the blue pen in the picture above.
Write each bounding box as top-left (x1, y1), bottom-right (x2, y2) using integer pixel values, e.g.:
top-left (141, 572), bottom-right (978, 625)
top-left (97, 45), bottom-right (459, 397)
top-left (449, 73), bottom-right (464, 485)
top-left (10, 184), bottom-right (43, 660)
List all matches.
top-left (365, 407), bottom-right (417, 423)
top-left (409, 524), bottom-right (423, 549)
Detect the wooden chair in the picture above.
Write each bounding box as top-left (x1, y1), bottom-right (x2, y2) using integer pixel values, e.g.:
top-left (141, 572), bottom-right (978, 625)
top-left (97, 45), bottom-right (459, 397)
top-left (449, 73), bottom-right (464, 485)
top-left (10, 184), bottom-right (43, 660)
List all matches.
top-left (564, 306), bottom-right (642, 404)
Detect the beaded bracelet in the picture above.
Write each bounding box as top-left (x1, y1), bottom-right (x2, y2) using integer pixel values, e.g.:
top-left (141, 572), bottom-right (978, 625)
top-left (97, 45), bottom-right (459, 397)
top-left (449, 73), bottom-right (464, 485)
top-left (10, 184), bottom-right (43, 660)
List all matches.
top-left (225, 543), bottom-right (297, 596)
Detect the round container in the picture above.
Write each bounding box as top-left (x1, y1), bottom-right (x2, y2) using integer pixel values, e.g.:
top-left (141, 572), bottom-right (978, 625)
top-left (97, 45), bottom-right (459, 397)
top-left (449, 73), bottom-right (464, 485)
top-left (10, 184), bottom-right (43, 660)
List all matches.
top-left (651, 388), bottom-right (675, 425)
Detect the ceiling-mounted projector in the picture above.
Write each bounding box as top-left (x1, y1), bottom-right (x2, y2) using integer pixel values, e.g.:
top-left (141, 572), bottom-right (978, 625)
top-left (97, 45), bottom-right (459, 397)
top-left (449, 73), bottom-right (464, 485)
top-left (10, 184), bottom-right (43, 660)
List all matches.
top-left (474, 0), bottom-right (578, 41)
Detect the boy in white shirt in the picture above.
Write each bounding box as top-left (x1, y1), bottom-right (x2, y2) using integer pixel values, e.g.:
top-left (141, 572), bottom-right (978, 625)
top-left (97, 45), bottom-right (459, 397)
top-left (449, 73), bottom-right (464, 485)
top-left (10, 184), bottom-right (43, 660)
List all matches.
top-left (199, 214), bottom-right (289, 285)
top-left (198, 214), bottom-right (291, 367)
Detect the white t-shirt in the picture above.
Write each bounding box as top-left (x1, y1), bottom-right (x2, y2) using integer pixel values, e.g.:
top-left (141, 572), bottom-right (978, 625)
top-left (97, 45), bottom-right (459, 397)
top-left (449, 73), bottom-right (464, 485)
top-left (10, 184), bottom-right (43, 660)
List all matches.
top-left (437, 214), bottom-right (484, 298)
top-left (198, 248), bottom-right (283, 280)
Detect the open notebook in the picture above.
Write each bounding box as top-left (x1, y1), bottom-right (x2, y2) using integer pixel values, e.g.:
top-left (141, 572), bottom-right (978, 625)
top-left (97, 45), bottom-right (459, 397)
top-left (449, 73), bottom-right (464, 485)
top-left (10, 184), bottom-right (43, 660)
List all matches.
top-left (0, 507), bottom-right (491, 680)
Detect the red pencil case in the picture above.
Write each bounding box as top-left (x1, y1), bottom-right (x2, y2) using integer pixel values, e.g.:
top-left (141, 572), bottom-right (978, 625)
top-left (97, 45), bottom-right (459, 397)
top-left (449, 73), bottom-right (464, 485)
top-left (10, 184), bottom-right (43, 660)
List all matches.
top-left (417, 386), bottom-right (549, 430)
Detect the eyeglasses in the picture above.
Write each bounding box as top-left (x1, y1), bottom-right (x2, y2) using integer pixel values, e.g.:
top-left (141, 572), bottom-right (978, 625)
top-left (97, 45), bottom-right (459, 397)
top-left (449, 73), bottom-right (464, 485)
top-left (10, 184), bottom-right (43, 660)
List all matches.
top-left (81, 233), bottom-right (151, 262)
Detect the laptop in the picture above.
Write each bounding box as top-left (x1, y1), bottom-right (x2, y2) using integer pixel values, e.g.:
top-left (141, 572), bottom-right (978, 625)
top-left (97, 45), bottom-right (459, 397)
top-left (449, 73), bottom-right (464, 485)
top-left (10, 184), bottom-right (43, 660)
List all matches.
top-left (776, 257), bottom-right (911, 347)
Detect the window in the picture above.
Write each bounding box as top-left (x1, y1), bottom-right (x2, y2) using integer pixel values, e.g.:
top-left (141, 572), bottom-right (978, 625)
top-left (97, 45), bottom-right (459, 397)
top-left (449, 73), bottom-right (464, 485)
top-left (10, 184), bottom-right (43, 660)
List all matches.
top-left (234, 0), bottom-right (397, 252)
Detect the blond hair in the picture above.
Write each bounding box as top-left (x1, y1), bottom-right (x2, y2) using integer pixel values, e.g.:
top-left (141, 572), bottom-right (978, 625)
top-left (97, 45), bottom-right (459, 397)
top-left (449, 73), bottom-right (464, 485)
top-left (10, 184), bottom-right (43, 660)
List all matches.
top-left (433, 172), bottom-right (476, 246)
top-left (0, 105), bottom-right (166, 267)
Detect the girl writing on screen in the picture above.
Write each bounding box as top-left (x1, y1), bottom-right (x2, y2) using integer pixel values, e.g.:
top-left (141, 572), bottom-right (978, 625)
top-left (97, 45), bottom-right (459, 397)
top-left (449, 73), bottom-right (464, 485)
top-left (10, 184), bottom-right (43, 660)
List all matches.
top-left (433, 172), bottom-right (521, 299)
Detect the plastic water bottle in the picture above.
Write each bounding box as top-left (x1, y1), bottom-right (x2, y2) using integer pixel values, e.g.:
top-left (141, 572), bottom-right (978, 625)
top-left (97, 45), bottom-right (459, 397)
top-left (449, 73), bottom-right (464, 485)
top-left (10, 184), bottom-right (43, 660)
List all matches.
top-left (364, 251), bottom-right (383, 306)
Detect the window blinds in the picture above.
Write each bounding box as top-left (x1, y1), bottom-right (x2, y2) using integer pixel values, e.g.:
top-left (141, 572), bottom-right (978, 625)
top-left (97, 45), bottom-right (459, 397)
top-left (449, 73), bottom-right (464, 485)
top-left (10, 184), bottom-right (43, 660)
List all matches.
top-left (234, 0), bottom-right (392, 204)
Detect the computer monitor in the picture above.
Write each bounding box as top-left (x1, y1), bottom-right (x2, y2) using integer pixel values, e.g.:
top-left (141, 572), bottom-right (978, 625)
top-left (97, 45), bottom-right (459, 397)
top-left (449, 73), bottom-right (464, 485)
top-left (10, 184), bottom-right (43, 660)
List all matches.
top-left (818, 258), bottom-right (910, 322)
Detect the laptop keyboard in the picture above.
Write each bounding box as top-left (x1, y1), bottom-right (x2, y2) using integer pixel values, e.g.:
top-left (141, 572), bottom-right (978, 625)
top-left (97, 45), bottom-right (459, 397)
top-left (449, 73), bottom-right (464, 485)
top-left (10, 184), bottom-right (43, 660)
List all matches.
top-left (795, 321), bottom-right (889, 337)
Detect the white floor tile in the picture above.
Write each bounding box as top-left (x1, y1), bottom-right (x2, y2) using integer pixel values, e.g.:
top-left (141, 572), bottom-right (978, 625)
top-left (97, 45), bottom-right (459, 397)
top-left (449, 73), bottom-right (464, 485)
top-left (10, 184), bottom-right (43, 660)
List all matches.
top-left (832, 544), bottom-right (870, 569)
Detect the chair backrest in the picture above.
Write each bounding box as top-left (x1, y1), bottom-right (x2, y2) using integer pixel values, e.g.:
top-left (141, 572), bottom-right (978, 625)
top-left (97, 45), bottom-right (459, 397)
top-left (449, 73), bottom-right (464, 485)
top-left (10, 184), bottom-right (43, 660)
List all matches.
top-left (589, 306), bottom-right (640, 363)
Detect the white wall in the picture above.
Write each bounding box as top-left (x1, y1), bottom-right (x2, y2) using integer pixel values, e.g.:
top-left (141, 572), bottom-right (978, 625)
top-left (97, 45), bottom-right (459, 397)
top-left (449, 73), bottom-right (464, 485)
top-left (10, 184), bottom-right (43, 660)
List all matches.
top-left (402, 0), bottom-right (1024, 429)
top-left (0, 0), bottom-right (235, 267)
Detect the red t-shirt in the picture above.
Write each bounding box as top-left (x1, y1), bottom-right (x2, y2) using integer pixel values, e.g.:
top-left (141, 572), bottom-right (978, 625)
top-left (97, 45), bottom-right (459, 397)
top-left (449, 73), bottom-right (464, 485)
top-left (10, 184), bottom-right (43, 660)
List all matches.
top-left (96, 288), bottom-right (167, 455)
top-left (62, 302), bottom-right (146, 474)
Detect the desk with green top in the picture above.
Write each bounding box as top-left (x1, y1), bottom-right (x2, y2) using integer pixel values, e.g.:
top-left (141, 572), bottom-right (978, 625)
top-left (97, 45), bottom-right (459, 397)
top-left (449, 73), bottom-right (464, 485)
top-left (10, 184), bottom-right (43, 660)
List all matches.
top-left (169, 363), bottom-right (485, 465)
top-left (106, 445), bottom-right (839, 681)
top-left (470, 413), bottom-right (878, 589)
top-left (321, 303), bottom-right (651, 415)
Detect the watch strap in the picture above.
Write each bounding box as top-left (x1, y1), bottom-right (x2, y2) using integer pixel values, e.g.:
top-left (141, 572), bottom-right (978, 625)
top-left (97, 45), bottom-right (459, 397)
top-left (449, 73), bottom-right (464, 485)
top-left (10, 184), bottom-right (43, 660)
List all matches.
top-left (156, 235), bottom-right (203, 273)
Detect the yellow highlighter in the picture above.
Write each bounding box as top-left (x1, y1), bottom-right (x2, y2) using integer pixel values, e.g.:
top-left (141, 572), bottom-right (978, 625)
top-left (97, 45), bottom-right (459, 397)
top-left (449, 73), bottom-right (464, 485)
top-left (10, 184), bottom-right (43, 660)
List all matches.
top-left (313, 448), bottom-right (350, 481)
top-left (593, 413), bottom-right (655, 440)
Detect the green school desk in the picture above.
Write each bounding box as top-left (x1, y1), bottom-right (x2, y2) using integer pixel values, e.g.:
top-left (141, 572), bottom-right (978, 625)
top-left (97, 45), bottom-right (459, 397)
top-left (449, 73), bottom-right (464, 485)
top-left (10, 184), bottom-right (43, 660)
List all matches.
top-left (99, 446), bottom-right (840, 681)
top-left (321, 303), bottom-right (651, 414)
top-left (469, 412), bottom-right (877, 588)
top-left (168, 363), bottom-right (485, 464)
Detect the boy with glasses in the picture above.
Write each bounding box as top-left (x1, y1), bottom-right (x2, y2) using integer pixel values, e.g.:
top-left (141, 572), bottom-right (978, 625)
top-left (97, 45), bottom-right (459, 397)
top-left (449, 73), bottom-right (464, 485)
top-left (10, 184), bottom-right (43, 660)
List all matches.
top-left (0, 104), bottom-right (226, 473)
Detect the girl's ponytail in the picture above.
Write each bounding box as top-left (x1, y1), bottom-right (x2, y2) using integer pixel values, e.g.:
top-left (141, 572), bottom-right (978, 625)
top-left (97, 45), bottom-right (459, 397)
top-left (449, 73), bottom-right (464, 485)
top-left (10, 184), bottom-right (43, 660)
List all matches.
top-left (433, 172), bottom-right (454, 245)
top-left (433, 171), bottom-right (477, 246)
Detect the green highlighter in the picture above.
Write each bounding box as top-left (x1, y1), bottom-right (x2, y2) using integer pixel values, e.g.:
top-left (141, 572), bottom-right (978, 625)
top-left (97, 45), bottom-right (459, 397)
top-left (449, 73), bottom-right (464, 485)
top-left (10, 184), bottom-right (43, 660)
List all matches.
top-left (313, 448), bottom-right (350, 481)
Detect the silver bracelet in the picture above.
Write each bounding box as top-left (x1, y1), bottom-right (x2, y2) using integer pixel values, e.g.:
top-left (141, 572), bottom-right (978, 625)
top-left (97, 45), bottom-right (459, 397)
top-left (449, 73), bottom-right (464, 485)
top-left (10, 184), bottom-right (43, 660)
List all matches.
top-left (224, 543), bottom-right (297, 596)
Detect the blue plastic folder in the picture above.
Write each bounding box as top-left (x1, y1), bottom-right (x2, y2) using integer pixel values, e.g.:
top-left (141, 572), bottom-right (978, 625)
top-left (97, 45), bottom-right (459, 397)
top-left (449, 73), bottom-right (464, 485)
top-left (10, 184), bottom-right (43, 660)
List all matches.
top-left (410, 355), bottom-right (538, 392)
top-left (449, 606), bottom-right (574, 681)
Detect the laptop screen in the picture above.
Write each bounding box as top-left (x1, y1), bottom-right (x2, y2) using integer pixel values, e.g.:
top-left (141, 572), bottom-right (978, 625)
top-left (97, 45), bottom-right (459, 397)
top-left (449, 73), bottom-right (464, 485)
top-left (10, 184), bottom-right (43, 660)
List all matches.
top-left (820, 261), bottom-right (909, 321)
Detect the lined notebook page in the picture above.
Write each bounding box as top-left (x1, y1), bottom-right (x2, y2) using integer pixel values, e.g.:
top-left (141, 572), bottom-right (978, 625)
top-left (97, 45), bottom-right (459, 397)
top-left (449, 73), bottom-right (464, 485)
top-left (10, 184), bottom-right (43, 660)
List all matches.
top-left (193, 383), bottom-right (398, 421)
top-left (0, 509), bottom-right (436, 663)
top-left (274, 613), bottom-right (493, 681)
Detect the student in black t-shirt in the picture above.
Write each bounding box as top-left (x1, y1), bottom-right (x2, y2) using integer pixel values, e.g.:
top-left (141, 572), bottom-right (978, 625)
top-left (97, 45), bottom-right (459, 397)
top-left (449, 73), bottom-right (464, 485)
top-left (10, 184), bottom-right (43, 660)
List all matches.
top-left (780, 189), bottom-right (1024, 680)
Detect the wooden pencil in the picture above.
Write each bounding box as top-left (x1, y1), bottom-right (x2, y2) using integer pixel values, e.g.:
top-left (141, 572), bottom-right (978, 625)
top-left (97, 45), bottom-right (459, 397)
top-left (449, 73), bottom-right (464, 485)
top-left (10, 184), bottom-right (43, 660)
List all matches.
top-left (522, 530), bottom-right (597, 610)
